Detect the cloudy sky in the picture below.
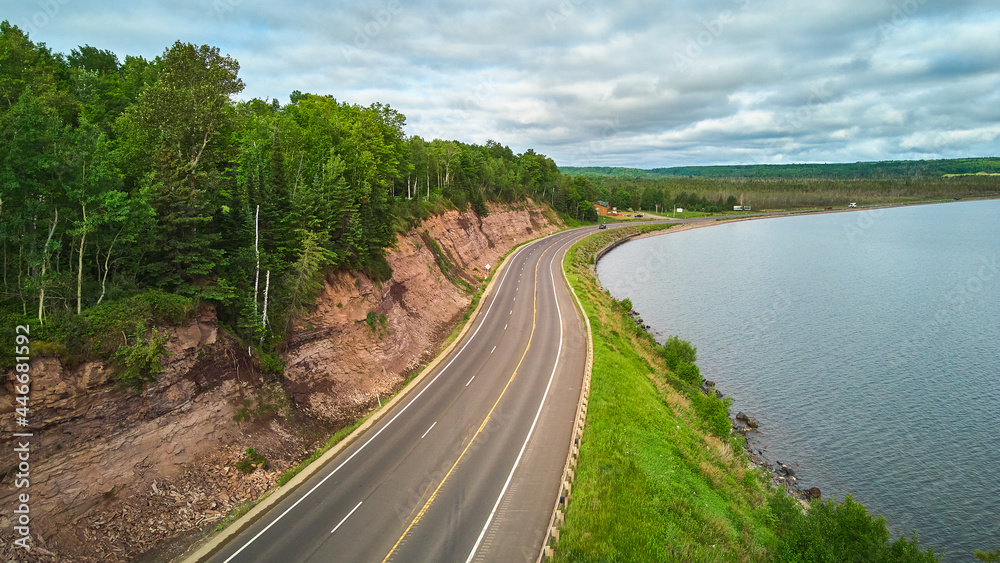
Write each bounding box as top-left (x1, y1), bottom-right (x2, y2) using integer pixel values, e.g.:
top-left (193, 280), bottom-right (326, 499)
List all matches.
top-left (6, 0), bottom-right (1000, 168)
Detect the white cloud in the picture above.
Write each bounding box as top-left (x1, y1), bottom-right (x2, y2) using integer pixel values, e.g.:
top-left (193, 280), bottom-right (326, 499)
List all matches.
top-left (6, 0), bottom-right (1000, 167)
top-left (900, 126), bottom-right (1000, 152)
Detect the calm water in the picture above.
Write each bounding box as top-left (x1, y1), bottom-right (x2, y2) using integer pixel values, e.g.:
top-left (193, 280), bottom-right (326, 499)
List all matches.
top-left (597, 200), bottom-right (1000, 562)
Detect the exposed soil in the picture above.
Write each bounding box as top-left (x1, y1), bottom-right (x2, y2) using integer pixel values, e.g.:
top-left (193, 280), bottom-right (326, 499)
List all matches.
top-left (0, 201), bottom-right (560, 562)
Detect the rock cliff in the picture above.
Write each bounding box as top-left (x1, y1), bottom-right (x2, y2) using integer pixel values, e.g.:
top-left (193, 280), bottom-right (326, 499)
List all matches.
top-left (0, 201), bottom-right (560, 562)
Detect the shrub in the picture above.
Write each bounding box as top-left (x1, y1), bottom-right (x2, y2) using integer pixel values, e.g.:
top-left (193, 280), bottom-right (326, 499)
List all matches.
top-left (234, 447), bottom-right (268, 474)
top-left (233, 399), bottom-right (253, 423)
top-left (691, 390), bottom-right (733, 440)
top-left (33, 310), bottom-right (89, 366)
top-left (110, 322), bottom-right (171, 393)
top-left (772, 494), bottom-right (939, 562)
top-left (259, 350), bottom-right (285, 376)
top-left (661, 335), bottom-right (697, 371)
top-left (360, 252), bottom-right (393, 283)
top-left (87, 289), bottom-right (195, 356)
top-left (675, 360), bottom-right (702, 385)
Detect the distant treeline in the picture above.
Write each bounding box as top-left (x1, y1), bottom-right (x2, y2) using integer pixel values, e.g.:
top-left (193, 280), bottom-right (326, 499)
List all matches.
top-left (0, 22), bottom-right (575, 363)
top-left (574, 175), bottom-right (1000, 213)
top-left (562, 157), bottom-right (1000, 180)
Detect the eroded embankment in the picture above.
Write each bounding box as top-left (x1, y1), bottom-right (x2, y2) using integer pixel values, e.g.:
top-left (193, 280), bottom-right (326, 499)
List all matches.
top-left (0, 201), bottom-right (561, 562)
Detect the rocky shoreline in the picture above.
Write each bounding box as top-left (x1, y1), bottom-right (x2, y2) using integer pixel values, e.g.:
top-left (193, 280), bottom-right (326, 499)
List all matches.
top-left (625, 307), bottom-right (820, 506)
top-left (730, 407), bottom-right (821, 504)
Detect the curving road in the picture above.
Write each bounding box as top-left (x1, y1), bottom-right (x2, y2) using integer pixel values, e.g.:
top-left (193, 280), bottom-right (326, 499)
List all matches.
top-left (205, 228), bottom-right (591, 563)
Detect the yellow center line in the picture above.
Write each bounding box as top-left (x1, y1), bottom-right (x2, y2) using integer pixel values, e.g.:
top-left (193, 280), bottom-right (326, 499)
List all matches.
top-left (382, 244), bottom-right (549, 562)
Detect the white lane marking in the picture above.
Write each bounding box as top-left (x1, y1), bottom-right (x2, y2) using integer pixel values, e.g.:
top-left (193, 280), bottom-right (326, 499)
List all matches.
top-left (331, 502), bottom-right (363, 534)
top-left (466, 376), bottom-right (475, 387)
top-left (509, 309), bottom-right (513, 315)
top-left (420, 422), bottom-right (437, 440)
top-left (504, 324), bottom-right (507, 330)
top-left (465, 233), bottom-right (575, 563)
top-left (221, 242), bottom-right (528, 562)
top-left (490, 345), bottom-right (496, 354)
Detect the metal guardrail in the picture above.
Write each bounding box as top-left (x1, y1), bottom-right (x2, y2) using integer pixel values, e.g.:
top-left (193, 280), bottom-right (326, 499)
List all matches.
top-left (537, 240), bottom-right (595, 562)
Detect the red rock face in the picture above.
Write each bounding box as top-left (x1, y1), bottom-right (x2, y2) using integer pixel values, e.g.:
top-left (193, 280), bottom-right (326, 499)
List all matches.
top-left (0, 202), bottom-right (561, 561)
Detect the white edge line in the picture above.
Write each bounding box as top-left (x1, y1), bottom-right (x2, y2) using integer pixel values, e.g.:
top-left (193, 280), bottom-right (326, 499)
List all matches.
top-left (465, 235), bottom-right (571, 563)
top-left (330, 501), bottom-right (363, 534)
top-left (221, 243), bottom-right (528, 562)
top-left (420, 421), bottom-right (437, 440)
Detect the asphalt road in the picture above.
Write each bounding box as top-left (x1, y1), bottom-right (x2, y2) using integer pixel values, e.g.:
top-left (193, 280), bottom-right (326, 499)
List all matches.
top-left (207, 228), bottom-right (590, 563)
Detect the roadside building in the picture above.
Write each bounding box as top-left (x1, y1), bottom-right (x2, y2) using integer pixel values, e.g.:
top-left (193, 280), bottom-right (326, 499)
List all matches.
top-left (594, 201), bottom-right (610, 216)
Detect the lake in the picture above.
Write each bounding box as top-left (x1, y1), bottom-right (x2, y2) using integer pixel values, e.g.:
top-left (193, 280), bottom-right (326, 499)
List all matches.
top-left (597, 200), bottom-right (1000, 562)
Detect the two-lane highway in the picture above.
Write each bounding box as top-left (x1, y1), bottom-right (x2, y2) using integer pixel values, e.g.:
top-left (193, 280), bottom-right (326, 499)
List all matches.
top-left (205, 228), bottom-right (590, 563)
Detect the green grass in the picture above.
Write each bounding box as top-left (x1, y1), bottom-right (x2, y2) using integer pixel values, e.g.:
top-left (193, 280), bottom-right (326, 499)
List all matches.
top-left (275, 416), bottom-right (370, 487)
top-left (663, 210), bottom-right (718, 219)
top-left (419, 230), bottom-right (476, 294)
top-left (557, 226), bottom-right (776, 561)
top-left (555, 226), bottom-right (940, 562)
top-left (212, 499), bottom-right (258, 533)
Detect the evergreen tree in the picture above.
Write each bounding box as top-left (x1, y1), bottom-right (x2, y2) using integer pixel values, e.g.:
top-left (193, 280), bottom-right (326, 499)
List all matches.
top-left (114, 41), bottom-right (244, 294)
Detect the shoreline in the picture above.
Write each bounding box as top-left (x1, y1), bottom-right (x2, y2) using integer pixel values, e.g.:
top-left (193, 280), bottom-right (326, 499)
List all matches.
top-left (627, 303), bottom-right (819, 505)
top-left (628, 195), bottom-right (1000, 241)
top-left (598, 205), bottom-right (936, 506)
top-left (593, 197), bottom-right (997, 527)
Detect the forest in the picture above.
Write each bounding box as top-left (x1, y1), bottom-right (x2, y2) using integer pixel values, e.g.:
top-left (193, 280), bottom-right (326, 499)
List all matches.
top-left (0, 22), bottom-right (582, 371)
top-left (562, 157), bottom-right (1000, 179)
top-left (568, 174), bottom-right (1000, 213)
top-left (562, 159), bottom-right (1000, 212)
top-left (4, 20), bottom-right (997, 378)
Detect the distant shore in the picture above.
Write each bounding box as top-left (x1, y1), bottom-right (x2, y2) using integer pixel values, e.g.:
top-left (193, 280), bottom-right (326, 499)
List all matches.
top-left (628, 196), bottom-right (1000, 241)
top-left (592, 199), bottom-right (995, 506)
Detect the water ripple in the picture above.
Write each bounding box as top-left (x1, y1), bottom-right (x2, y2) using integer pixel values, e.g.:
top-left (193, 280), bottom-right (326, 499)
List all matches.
top-left (598, 201), bottom-right (1000, 562)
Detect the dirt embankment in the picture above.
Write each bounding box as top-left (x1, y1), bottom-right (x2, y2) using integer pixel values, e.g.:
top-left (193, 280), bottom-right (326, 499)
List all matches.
top-left (0, 201), bottom-right (560, 562)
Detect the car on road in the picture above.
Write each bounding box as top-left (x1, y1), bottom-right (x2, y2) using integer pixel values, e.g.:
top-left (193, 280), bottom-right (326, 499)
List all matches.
top-left (598, 223), bottom-right (607, 229)
top-left (635, 213), bottom-right (643, 217)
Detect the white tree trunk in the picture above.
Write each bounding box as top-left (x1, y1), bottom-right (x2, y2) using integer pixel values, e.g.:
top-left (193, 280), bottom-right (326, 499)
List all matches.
top-left (38, 208), bottom-right (58, 324)
top-left (260, 269), bottom-right (271, 345)
top-left (253, 204), bottom-right (260, 313)
top-left (77, 204), bottom-right (87, 315)
top-left (96, 231), bottom-right (119, 307)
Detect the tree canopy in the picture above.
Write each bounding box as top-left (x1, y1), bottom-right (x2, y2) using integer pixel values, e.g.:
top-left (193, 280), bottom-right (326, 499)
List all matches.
top-left (0, 23), bottom-right (579, 355)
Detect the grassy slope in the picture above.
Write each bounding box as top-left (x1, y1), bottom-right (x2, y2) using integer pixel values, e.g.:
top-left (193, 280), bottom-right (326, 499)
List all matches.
top-left (556, 226), bottom-right (941, 562)
top-left (556, 226), bottom-right (778, 562)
